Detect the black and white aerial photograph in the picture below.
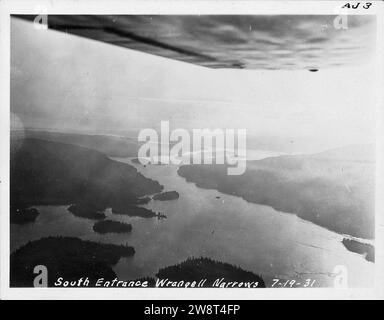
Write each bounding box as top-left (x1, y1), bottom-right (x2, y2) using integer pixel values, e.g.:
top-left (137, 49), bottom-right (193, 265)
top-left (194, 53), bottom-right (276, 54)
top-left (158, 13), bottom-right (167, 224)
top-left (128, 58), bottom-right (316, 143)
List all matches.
top-left (6, 10), bottom-right (381, 293)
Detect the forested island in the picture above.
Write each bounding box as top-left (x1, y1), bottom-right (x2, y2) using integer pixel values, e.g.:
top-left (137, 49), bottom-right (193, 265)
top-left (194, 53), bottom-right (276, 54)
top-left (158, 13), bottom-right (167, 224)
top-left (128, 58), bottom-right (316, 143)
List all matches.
top-left (10, 236), bottom-right (135, 287)
top-left (140, 257), bottom-right (265, 288)
top-left (112, 205), bottom-right (157, 218)
top-left (153, 191), bottom-right (180, 201)
top-left (67, 203), bottom-right (106, 220)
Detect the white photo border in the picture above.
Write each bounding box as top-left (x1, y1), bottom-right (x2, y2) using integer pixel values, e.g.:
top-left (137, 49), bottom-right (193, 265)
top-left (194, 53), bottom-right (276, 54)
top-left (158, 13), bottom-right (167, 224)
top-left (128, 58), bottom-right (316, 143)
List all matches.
top-left (1, 0), bottom-right (383, 300)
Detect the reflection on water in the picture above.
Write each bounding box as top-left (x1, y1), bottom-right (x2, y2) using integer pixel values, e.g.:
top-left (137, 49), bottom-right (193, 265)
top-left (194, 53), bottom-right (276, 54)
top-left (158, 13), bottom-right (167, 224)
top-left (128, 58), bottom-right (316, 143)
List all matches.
top-left (11, 153), bottom-right (374, 287)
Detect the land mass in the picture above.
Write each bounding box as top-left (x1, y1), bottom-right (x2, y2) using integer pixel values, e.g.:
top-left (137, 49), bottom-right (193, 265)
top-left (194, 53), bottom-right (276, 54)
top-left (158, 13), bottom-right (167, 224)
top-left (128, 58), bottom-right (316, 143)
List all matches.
top-left (11, 138), bottom-right (163, 212)
top-left (10, 236), bottom-right (135, 287)
top-left (178, 144), bottom-right (375, 239)
top-left (342, 238), bottom-right (374, 263)
top-left (112, 205), bottom-right (157, 218)
top-left (153, 191), bottom-right (180, 201)
top-left (67, 204), bottom-right (106, 220)
top-left (11, 130), bottom-right (139, 157)
top-left (10, 207), bottom-right (40, 224)
top-left (154, 257), bottom-right (265, 288)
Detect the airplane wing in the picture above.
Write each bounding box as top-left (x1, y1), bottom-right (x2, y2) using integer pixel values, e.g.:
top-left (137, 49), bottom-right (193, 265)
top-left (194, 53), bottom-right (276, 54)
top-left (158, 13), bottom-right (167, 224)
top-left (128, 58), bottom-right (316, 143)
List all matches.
top-left (14, 15), bottom-right (375, 70)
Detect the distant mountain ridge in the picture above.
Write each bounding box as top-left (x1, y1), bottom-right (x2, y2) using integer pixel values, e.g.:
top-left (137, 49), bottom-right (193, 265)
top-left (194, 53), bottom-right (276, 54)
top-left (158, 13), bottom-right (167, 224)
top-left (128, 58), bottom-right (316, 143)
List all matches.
top-left (11, 129), bottom-right (139, 157)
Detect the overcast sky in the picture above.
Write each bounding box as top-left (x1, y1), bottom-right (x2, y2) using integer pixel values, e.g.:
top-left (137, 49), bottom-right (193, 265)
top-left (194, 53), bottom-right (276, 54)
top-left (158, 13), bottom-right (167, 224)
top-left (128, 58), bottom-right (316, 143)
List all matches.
top-left (11, 17), bottom-right (378, 151)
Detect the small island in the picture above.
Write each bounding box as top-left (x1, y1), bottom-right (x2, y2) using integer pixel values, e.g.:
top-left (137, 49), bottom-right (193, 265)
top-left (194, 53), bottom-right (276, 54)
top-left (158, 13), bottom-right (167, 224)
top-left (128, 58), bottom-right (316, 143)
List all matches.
top-left (10, 236), bottom-right (135, 287)
top-left (93, 220), bottom-right (132, 234)
top-left (112, 205), bottom-right (157, 218)
top-left (67, 204), bottom-right (106, 220)
top-left (342, 238), bottom-right (374, 263)
top-left (153, 191), bottom-right (180, 201)
top-left (11, 207), bottom-right (40, 225)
